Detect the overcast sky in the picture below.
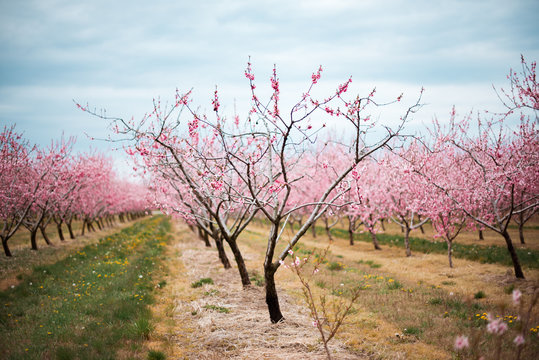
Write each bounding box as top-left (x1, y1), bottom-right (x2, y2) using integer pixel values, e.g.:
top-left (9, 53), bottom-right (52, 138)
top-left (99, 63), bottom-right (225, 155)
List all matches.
top-left (1, 0), bottom-right (538, 162)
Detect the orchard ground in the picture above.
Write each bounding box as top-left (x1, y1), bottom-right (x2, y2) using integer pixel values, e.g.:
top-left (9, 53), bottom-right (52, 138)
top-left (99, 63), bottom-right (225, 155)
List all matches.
top-left (1, 216), bottom-right (538, 359)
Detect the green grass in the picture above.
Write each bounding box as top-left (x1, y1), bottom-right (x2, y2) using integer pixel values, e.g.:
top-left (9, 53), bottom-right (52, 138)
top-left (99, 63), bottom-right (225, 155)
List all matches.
top-left (249, 270), bottom-right (265, 287)
top-left (0, 215), bottom-right (171, 359)
top-left (357, 259), bottom-right (382, 269)
top-left (203, 304), bottom-right (230, 313)
top-left (148, 350), bottom-right (166, 360)
top-left (328, 228), bottom-right (539, 269)
top-left (474, 291), bottom-right (486, 299)
top-left (326, 261), bottom-right (344, 271)
top-left (191, 277), bottom-right (214, 288)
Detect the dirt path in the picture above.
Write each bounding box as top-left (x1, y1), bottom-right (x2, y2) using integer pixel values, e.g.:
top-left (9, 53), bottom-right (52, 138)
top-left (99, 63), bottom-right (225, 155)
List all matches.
top-left (152, 223), bottom-right (368, 360)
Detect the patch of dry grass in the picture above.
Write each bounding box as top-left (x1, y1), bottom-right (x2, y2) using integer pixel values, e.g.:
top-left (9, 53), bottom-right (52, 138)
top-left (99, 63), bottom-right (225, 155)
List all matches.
top-left (241, 224), bottom-right (538, 359)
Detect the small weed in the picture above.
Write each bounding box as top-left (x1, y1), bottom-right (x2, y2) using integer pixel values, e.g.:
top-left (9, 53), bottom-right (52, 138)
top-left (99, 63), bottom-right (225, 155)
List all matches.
top-left (336, 255), bottom-right (344, 258)
top-left (203, 289), bottom-right (219, 296)
top-left (249, 270), bottom-right (265, 287)
top-left (131, 317), bottom-right (154, 340)
top-left (441, 281), bottom-right (456, 286)
top-left (357, 259), bottom-right (382, 268)
top-left (326, 261), bottom-right (344, 271)
top-left (148, 350), bottom-right (166, 360)
top-left (315, 280), bottom-right (327, 289)
top-left (386, 279), bottom-right (403, 290)
top-left (157, 280), bottom-right (167, 288)
top-left (403, 326), bottom-right (423, 337)
top-left (428, 297), bottom-right (444, 305)
top-left (191, 277), bottom-right (214, 288)
top-left (203, 304), bottom-right (230, 313)
top-left (504, 284), bottom-right (515, 294)
top-left (474, 291), bottom-right (486, 299)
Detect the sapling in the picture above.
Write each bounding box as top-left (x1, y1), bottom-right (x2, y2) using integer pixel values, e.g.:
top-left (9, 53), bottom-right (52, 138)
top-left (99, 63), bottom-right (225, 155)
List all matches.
top-left (281, 246), bottom-right (363, 360)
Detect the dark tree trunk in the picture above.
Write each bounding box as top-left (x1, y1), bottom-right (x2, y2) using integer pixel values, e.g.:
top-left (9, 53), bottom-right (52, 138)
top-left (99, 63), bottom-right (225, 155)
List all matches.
top-left (478, 229), bottom-right (484, 241)
top-left (95, 220), bottom-right (103, 231)
top-left (311, 219), bottom-right (317, 238)
top-left (57, 223), bottom-right (65, 241)
top-left (224, 238), bottom-right (250, 286)
top-left (348, 217), bottom-right (355, 246)
top-left (2, 238), bottom-right (12, 257)
top-left (518, 223), bottom-right (525, 244)
top-left (404, 227), bottom-right (411, 257)
top-left (501, 230), bottom-right (525, 279)
top-left (417, 215), bottom-right (425, 234)
top-left (66, 221), bottom-right (75, 239)
top-left (324, 218), bottom-right (333, 241)
top-left (380, 218), bottom-right (386, 231)
top-left (370, 230), bottom-right (381, 250)
top-left (264, 266), bottom-right (284, 323)
top-left (81, 220), bottom-right (86, 236)
top-left (215, 235), bottom-right (231, 269)
top-left (198, 227), bottom-right (211, 247)
top-left (30, 229), bottom-right (38, 250)
top-left (40, 226), bottom-right (52, 245)
top-left (447, 240), bottom-right (453, 268)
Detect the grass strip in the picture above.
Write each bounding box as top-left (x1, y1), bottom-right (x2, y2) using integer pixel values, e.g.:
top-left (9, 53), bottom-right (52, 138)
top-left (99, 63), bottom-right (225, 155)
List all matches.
top-left (0, 215), bottom-right (171, 360)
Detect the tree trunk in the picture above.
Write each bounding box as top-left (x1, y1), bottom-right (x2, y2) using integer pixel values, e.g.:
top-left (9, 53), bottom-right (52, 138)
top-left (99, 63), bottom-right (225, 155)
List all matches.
top-left (447, 240), bottom-right (453, 268)
top-left (57, 223), bottom-right (65, 241)
top-left (40, 226), bottom-right (52, 245)
top-left (324, 218), bottom-right (332, 241)
top-left (478, 229), bottom-right (484, 241)
top-left (30, 229), bottom-right (38, 250)
top-left (311, 219), bottom-right (317, 238)
top-left (518, 223), bottom-right (525, 244)
top-left (95, 219), bottom-right (103, 231)
top-left (370, 230), bottom-right (381, 250)
top-left (418, 215), bottom-right (425, 234)
top-left (199, 227), bottom-right (211, 247)
top-left (81, 220), bottom-right (86, 236)
top-left (2, 238), bottom-right (12, 257)
top-left (215, 235), bottom-right (231, 269)
top-left (380, 218), bottom-right (386, 231)
top-left (224, 238), bottom-right (251, 286)
top-left (404, 227), bottom-right (411, 257)
top-left (501, 230), bottom-right (525, 279)
top-left (264, 266), bottom-right (284, 323)
top-left (348, 218), bottom-right (354, 246)
top-left (66, 221), bottom-right (75, 239)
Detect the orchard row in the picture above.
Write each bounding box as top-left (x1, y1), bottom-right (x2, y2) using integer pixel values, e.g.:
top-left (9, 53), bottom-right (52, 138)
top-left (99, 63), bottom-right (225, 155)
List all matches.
top-left (74, 56), bottom-right (536, 324)
top-left (0, 130), bottom-right (150, 257)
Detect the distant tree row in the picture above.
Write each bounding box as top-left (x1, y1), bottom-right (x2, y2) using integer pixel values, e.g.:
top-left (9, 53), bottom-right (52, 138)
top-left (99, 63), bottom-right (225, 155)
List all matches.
top-left (0, 128), bottom-right (150, 257)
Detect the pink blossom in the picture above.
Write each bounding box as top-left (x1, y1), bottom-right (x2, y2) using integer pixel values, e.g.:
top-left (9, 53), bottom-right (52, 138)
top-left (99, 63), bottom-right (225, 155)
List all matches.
top-left (512, 289), bottom-right (522, 305)
top-left (513, 334), bottom-right (525, 346)
top-left (454, 335), bottom-right (469, 350)
top-left (487, 318), bottom-right (508, 335)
